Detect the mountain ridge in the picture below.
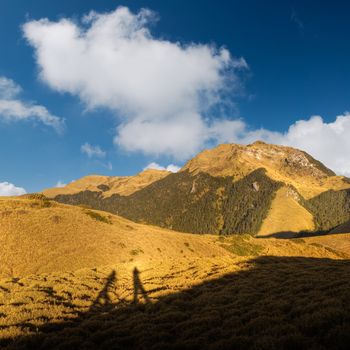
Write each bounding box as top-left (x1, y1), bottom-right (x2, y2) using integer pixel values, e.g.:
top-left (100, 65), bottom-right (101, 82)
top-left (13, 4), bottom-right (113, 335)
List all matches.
top-left (42, 142), bottom-right (350, 236)
top-left (43, 168), bottom-right (170, 198)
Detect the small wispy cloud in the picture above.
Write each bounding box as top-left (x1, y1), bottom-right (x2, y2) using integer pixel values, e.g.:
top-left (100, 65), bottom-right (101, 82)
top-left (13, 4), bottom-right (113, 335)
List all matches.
top-left (291, 9), bottom-right (304, 32)
top-left (81, 142), bottom-right (106, 158)
top-left (101, 161), bottom-right (113, 171)
top-left (55, 180), bottom-right (66, 188)
top-left (0, 76), bottom-right (65, 133)
top-left (144, 162), bottom-right (180, 173)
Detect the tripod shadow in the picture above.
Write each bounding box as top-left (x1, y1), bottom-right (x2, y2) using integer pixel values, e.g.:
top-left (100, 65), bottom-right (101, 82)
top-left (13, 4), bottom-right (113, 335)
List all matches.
top-left (133, 267), bottom-right (150, 304)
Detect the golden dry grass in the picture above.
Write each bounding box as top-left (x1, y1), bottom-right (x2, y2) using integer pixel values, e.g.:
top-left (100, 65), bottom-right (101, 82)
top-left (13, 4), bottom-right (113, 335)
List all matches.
top-left (2, 256), bottom-right (350, 349)
top-left (1, 196), bottom-right (350, 349)
top-left (258, 187), bottom-right (315, 236)
top-left (0, 196), bottom-right (232, 278)
top-left (304, 233), bottom-right (350, 257)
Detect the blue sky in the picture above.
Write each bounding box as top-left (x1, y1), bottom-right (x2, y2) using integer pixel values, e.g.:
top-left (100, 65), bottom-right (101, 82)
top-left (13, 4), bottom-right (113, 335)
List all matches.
top-left (1, 0), bottom-right (350, 194)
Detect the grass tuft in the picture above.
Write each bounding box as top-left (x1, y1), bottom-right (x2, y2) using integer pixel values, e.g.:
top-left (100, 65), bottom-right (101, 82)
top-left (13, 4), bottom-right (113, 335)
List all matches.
top-left (84, 210), bottom-right (112, 224)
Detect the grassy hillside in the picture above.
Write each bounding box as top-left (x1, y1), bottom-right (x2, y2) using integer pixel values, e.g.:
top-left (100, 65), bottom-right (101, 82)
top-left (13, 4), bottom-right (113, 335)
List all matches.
top-left (2, 195), bottom-right (350, 348)
top-left (0, 195), bottom-right (231, 278)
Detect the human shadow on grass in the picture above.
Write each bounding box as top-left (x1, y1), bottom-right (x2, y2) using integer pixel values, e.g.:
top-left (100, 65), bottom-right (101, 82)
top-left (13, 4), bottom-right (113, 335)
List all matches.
top-left (3, 256), bottom-right (350, 350)
top-left (133, 267), bottom-right (150, 305)
top-left (89, 270), bottom-right (117, 312)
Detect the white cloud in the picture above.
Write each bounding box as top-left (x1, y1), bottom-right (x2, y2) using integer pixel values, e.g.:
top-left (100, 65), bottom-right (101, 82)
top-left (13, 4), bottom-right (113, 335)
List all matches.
top-left (102, 161), bottom-right (113, 170)
top-left (23, 6), bottom-right (247, 159)
top-left (144, 162), bottom-right (180, 173)
top-left (55, 180), bottom-right (66, 188)
top-left (0, 182), bottom-right (27, 196)
top-left (81, 142), bottom-right (106, 158)
top-left (0, 76), bottom-right (64, 133)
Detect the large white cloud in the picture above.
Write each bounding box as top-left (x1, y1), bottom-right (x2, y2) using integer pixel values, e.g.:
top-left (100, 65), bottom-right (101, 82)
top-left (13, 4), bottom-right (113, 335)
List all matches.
top-left (0, 182), bottom-right (27, 196)
top-left (22, 7), bottom-right (350, 176)
top-left (0, 76), bottom-right (64, 133)
top-left (23, 6), bottom-right (247, 159)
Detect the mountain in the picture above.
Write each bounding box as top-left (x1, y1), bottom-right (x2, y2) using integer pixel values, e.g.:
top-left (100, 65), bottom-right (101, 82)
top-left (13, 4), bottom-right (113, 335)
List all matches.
top-left (45, 142), bottom-right (350, 236)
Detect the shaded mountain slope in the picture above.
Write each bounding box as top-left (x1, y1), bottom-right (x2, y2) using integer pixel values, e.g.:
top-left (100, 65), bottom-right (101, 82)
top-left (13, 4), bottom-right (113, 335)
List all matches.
top-left (330, 220), bottom-right (350, 235)
top-left (304, 188), bottom-right (350, 231)
top-left (55, 169), bottom-right (282, 235)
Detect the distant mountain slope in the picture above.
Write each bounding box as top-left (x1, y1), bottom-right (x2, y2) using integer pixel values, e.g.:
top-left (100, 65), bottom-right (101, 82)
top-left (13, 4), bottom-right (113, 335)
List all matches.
top-left (43, 169), bottom-right (170, 198)
top-left (46, 142), bottom-right (350, 236)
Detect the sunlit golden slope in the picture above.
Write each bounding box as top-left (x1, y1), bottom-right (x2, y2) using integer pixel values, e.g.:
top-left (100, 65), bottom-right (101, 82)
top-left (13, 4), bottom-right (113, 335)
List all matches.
top-left (42, 169), bottom-right (170, 198)
top-left (258, 186), bottom-right (315, 236)
top-left (300, 222), bottom-right (350, 257)
top-left (1, 195), bottom-right (344, 280)
top-left (303, 233), bottom-right (350, 257)
top-left (182, 142), bottom-right (350, 199)
top-left (0, 195), bottom-right (232, 278)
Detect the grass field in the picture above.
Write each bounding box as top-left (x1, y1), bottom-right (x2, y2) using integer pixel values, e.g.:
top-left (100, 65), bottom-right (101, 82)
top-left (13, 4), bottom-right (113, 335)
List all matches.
top-left (2, 196), bottom-right (350, 349)
top-left (2, 256), bottom-right (350, 349)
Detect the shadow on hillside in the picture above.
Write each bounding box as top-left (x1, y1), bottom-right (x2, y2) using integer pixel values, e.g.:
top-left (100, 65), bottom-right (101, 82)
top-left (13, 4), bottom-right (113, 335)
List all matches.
top-left (3, 256), bottom-right (350, 350)
top-left (258, 229), bottom-right (337, 239)
top-left (256, 231), bottom-right (299, 239)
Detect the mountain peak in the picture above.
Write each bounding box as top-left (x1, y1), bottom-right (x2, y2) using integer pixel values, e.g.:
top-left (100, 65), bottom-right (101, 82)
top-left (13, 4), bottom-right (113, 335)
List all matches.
top-left (249, 140), bottom-right (267, 146)
top-left (182, 142), bottom-right (345, 198)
